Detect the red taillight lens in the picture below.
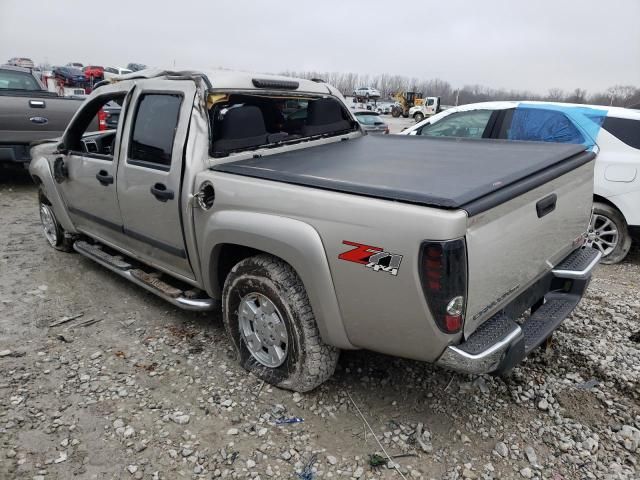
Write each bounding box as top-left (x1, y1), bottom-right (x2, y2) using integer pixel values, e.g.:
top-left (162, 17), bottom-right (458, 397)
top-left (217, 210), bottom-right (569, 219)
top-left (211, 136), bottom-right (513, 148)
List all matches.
top-left (419, 239), bottom-right (468, 334)
top-left (98, 109), bottom-right (108, 131)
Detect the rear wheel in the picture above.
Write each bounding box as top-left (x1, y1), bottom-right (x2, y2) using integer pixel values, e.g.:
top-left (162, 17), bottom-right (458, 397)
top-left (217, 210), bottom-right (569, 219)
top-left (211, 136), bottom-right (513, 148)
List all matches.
top-left (222, 254), bottom-right (339, 392)
top-left (413, 112), bottom-right (424, 123)
top-left (38, 191), bottom-right (74, 252)
top-left (587, 202), bottom-right (631, 264)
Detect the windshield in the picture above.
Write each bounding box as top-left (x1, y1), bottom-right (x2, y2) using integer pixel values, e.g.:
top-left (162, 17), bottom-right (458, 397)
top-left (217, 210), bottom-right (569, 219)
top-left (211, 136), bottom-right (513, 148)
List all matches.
top-left (356, 113), bottom-right (384, 125)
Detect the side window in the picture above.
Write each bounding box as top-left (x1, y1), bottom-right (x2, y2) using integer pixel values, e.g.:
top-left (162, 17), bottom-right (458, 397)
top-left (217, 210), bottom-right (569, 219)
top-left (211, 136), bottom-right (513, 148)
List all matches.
top-left (129, 93), bottom-right (182, 170)
top-left (418, 110), bottom-right (493, 138)
top-left (501, 108), bottom-right (585, 144)
top-left (64, 93), bottom-right (126, 157)
top-left (602, 117), bottom-right (640, 150)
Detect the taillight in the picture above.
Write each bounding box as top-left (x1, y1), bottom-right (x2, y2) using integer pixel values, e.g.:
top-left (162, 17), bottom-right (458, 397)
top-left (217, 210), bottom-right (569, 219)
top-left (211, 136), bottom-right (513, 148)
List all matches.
top-left (419, 239), bottom-right (468, 334)
top-left (98, 109), bottom-right (108, 131)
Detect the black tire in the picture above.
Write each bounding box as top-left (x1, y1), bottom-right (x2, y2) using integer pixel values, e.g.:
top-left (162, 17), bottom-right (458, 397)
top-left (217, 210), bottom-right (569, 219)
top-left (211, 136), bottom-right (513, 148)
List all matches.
top-left (589, 202), bottom-right (631, 264)
top-left (38, 190), bottom-right (74, 252)
top-left (413, 112), bottom-right (424, 123)
top-left (222, 254), bottom-right (339, 392)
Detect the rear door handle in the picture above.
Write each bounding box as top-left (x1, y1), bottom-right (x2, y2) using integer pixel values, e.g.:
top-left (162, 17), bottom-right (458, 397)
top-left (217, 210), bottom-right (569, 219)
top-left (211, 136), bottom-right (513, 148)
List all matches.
top-left (96, 170), bottom-right (114, 186)
top-left (536, 193), bottom-right (557, 218)
top-left (29, 100), bottom-right (46, 108)
top-left (150, 183), bottom-right (174, 202)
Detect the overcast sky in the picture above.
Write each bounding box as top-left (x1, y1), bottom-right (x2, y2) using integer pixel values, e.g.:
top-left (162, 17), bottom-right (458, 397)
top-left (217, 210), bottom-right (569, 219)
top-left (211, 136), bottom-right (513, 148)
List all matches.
top-left (1, 0), bottom-right (638, 94)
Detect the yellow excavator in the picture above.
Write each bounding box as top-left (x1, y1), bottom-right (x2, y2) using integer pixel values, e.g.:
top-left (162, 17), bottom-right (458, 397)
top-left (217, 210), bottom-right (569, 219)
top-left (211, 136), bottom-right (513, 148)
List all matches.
top-left (391, 91), bottom-right (424, 118)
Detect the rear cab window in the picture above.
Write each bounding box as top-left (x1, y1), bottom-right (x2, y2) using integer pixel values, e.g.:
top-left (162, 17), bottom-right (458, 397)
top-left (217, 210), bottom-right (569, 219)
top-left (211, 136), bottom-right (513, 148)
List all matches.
top-left (209, 94), bottom-right (356, 157)
top-left (0, 69), bottom-right (40, 91)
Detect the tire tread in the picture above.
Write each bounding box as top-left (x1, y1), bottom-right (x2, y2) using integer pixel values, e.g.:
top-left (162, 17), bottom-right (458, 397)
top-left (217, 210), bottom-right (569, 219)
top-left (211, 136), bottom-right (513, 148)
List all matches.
top-left (223, 254), bottom-right (339, 392)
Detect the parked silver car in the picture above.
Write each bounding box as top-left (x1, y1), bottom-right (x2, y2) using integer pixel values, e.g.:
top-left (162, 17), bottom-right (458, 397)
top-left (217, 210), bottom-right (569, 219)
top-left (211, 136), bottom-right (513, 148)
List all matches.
top-left (353, 109), bottom-right (389, 134)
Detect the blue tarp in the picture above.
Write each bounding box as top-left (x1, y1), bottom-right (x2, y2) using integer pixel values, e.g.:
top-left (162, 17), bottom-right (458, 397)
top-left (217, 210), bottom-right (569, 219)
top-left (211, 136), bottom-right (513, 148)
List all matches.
top-left (511, 103), bottom-right (608, 149)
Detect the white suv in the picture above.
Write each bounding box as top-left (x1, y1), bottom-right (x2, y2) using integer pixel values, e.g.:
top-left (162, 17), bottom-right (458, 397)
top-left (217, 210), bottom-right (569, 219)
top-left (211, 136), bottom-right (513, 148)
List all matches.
top-left (352, 87), bottom-right (381, 99)
top-left (400, 101), bottom-right (640, 264)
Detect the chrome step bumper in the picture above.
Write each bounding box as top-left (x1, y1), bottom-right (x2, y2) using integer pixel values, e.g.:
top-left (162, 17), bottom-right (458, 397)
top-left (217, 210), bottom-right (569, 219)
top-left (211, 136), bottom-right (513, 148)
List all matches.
top-left (436, 247), bottom-right (601, 375)
top-left (552, 247), bottom-right (602, 279)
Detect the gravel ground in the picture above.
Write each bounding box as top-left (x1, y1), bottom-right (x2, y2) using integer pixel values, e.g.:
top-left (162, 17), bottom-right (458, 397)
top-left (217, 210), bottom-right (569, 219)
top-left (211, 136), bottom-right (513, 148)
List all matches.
top-left (1, 171), bottom-right (638, 480)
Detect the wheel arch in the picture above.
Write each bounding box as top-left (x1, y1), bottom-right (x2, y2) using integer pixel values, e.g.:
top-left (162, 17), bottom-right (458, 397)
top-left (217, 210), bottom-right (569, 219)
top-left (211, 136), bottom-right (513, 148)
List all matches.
top-left (200, 210), bottom-right (354, 349)
top-left (593, 194), bottom-right (621, 212)
top-left (29, 154), bottom-right (77, 233)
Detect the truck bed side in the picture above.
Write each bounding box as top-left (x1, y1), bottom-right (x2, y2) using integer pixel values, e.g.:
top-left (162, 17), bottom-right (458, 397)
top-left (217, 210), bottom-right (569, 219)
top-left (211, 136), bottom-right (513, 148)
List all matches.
top-left (0, 94), bottom-right (83, 145)
top-left (201, 137), bottom-right (594, 358)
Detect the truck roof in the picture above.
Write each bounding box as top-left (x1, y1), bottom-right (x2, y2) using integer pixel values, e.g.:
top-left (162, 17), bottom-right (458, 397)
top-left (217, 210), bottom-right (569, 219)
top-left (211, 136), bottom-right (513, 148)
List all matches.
top-left (211, 135), bottom-right (593, 216)
top-left (112, 68), bottom-right (332, 95)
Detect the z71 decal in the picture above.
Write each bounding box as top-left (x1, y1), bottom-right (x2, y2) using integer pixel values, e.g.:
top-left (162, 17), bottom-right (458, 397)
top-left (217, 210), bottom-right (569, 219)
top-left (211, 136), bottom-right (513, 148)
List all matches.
top-left (338, 241), bottom-right (403, 276)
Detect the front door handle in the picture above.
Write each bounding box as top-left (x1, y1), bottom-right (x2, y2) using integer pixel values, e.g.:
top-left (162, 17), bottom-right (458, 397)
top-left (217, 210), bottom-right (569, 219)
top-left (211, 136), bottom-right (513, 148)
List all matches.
top-left (150, 183), bottom-right (174, 202)
top-left (96, 170), bottom-right (114, 186)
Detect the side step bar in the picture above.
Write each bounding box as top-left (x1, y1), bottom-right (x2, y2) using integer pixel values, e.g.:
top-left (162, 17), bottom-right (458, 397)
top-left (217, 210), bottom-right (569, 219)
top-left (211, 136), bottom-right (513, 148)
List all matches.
top-left (73, 241), bottom-right (217, 312)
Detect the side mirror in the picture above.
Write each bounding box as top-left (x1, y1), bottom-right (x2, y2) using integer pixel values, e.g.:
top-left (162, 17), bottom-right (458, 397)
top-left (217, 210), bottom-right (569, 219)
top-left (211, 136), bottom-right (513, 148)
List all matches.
top-left (55, 142), bottom-right (68, 155)
top-left (53, 157), bottom-right (68, 183)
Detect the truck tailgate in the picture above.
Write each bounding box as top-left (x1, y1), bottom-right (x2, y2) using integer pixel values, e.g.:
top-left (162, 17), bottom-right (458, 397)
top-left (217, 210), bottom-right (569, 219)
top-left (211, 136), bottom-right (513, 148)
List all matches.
top-left (463, 159), bottom-right (594, 337)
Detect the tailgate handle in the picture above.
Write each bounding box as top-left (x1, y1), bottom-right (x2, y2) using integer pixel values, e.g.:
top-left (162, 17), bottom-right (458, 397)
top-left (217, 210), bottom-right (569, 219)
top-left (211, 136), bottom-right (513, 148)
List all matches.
top-left (536, 194), bottom-right (557, 218)
top-left (29, 100), bottom-right (46, 108)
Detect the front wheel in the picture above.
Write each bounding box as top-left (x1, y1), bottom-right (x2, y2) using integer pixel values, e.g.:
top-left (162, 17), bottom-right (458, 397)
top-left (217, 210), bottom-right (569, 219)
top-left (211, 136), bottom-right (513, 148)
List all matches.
top-left (413, 112), bottom-right (424, 123)
top-left (587, 202), bottom-right (631, 264)
top-left (39, 192), bottom-right (74, 252)
top-left (222, 254), bottom-right (339, 392)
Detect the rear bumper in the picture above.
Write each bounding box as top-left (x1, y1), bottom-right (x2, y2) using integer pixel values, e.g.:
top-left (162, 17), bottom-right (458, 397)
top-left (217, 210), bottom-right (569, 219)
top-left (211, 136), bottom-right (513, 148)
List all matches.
top-left (436, 247), bottom-right (601, 375)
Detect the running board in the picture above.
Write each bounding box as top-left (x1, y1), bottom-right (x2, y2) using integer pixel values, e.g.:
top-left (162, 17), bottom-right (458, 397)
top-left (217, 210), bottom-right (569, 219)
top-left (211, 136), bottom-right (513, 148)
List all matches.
top-left (73, 241), bottom-right (217, 311)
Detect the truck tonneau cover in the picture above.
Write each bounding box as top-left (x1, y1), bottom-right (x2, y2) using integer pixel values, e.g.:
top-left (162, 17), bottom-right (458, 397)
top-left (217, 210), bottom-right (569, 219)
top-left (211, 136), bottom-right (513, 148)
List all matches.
top-left (211, 135), bottom-right (593, 215)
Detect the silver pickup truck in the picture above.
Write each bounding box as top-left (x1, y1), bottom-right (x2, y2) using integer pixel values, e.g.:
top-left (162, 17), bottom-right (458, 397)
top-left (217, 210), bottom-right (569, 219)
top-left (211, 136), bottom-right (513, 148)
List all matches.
top-left (0, 65), bottom-right (85, 168)
top-left (30, 69), bottom-right (600, 392)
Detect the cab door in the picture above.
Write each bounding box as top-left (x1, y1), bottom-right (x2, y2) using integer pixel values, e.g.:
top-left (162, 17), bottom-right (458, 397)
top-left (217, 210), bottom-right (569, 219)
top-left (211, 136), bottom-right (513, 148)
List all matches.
top-left (56, 89), bottom-right (129, 245)
top-left (116, 80), bottom-right (197, 280)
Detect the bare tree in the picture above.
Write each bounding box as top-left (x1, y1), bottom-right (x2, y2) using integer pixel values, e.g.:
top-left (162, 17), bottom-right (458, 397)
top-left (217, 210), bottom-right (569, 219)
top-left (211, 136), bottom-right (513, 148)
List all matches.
top-left (547, 88), bottom-right (565, 101)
